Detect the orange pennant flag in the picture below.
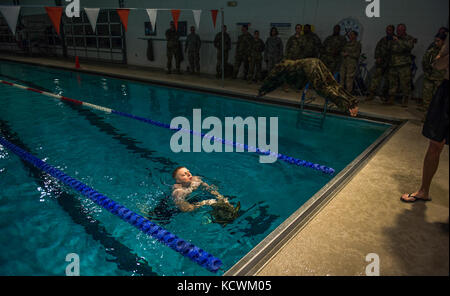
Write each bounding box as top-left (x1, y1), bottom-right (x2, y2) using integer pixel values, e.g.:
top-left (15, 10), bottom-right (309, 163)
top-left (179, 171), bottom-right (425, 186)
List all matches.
top-left (117, 9), bottom-right (130, 32)
top-left (45, 7), bottom-right (63, 35)
top-left (171, 9), bottom-right (181, 30)
top-left (211, 10), bottom-right (218, 29)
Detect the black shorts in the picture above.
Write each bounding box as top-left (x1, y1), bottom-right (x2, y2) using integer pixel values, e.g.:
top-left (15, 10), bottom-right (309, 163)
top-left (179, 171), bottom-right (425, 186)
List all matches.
top-left (422, 79), bottom-right (449, 145)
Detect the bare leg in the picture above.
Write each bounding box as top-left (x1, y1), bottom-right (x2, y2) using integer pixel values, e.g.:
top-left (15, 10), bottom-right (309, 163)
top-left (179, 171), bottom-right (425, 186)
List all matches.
top-left (401, 139), bottom-right (445, 201)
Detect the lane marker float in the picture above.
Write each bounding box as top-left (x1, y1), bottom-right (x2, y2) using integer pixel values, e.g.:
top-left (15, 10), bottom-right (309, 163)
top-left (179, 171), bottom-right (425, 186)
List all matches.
top-left (0, 79), bottom-right (335, 175)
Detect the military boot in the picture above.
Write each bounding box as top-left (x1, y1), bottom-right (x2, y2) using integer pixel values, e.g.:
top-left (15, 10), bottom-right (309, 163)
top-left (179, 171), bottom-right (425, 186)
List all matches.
top-left (366, 93), bottom-right (375, 101)
top-left (383, 96), bottom-right (395, 105)
top-left (401, 96), bottom-right (409, 108)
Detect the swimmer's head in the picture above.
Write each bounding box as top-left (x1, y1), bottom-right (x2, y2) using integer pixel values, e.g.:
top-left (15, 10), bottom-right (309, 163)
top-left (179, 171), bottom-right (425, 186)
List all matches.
top-left (172, 166), bottom-right (193, 184)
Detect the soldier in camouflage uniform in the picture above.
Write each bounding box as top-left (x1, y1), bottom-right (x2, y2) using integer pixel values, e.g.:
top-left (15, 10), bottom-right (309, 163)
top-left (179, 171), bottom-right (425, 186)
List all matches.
top-left (185, 26), bottom-right (201, 74)
top-left (340, 31), bottom-right (361, 93)
top-left (386, 24), bottom-right (417, 107)
top-left (367, 25), bottom-right (395, 101)
top-left (285, 24), bottom-right (303, 60)
top-left (420, 33), bottom-right (446, 111)
top-left (165, 21), bottom-right (181, 74)
top-left (300, 24), bottom-right (322, 59)
top-left (214, 25), bottom-right (231, 79)
top-left (233, 24), bottom-right (253, 79)
top-left (248, 30), bottom-right (265, 83)
top-left (264, 27), bottom-right (284, 73)
top-left (320, 25), bottom-right (347, 73)
top-left (257, 58), bottom-right (359, 116)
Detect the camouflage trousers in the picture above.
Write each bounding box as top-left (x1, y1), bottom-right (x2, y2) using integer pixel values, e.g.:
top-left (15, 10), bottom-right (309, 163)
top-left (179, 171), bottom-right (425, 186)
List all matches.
top-left (266, 56), bottom-right (282, 73)
top-left (249, 56), bottom-right (263, 81)
top-left (340, 58), bottom-right (358, 92)
top-left (216, 50), bottom-right (229, 76)
top-left (422, 78), bottom-right (443, 109)
top-left (388, 65), bottom-right (411, 97)
top-left (167, 47), bottom-right (181, 71)
top-left (321, 55), bottom-right (340, 74)
top-left (233, 54), bottom-right (250, 79)
top-left (258, 58), bottom-right (358, 111)
top-left (188, 50), bottom-right (200, 73)
top-left (369, 66), bottom-right (389, 96)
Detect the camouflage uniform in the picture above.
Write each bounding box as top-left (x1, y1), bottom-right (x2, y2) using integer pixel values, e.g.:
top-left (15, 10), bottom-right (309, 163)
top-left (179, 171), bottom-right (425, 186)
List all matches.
top-left (185, 32), bottom-right (201, 73)
top-left (233, 31), bottom-right (253, 79)
top-left (300, 32), bottom-right (322, 59)
top-left (340, 39), bottom-right (361, 92)
top-left (248, 37), bottom-right (265, 81)
top-left (264, 36), bottom-right (283, 73)
top-left (320, 34), bottom-right (346, 73)
top-left (368, 36), bottom-right (393, 98)
top-left (285, 34), bottom-right (303, 60)
top-left (165, 28), bottom-right (181, 73)
top-left (421, 44), bottom-right (445, 109)
top-left (258, 58), bottom-right (358, 111)
top-left (214, 31), bottom-right (231, 78)
top-left (387, 34), bottom-right (416, 104)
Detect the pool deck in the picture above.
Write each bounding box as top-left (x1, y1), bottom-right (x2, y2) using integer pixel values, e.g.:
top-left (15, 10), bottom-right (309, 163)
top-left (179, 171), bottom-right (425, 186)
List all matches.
top-left (1, 54), bottom-right (448, 276)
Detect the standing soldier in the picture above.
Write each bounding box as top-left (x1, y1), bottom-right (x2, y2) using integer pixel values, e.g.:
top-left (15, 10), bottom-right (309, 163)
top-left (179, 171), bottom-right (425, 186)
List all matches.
top-left (248, 30), bottom-right (265, 83)
top-left (300, 24), bottom-right (322, 59)
top-left (340, 31), bottom-right (361, 93)
top-left (386, 23), bottom-right (417, 107)
top-left (233, 24), bottom-right (253, 79)
top-left (185, 26), bottom-right (201, 74)
top-left (420, 33), bottom-right (446, 112)
top-left (165, 21), bottom-right (181, 74)
top-left (214, 25), bottom-right (231, 79)
top-left (320, 25), bottom-right (347, 74)
top-left (367, 25), bottom-right (395, 101)
top-left (285, 24), bottom-right (303, 60)
top-left (264, 27), bottom-right (284, 73)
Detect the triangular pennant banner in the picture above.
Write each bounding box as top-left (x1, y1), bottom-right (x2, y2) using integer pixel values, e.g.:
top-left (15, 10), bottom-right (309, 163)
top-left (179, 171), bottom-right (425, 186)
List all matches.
top-left (0, 6), bottom-right (21, 36)
top-left (117, 9), bottom-right (130, 32)
top-left (171, 9), bottom-right (180, 30)
top-left (84, 8), bottom-right (100, 32)
top-left (45, 7), bottom-right (63, 35)
top-left (146, 9), bottom-right (157, 31)
top-left (210, 10), bottom-right (218, 29)
top-left (192, 10), bottom-right (201, 30)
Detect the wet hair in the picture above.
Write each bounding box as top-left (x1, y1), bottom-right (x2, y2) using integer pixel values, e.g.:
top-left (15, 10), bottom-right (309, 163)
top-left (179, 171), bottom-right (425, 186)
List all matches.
top-left (172, 166), bottom-right (186, 179)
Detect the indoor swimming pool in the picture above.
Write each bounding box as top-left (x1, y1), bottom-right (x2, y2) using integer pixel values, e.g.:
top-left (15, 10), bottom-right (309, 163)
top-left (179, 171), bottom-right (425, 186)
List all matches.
top-left (0, 61), bottom-right (392, 275)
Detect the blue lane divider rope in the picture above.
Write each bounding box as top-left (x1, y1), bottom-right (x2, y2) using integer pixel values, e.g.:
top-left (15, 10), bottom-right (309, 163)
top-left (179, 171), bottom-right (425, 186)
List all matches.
top-left (0, 135), bottom-right (223, 273)
top-left (111, 110), bottom-right (336, 175)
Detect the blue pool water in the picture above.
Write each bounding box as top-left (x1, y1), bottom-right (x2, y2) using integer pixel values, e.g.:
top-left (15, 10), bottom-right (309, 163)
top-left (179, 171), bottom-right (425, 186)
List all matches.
top-left (0, 61), bottom-right (390, 276)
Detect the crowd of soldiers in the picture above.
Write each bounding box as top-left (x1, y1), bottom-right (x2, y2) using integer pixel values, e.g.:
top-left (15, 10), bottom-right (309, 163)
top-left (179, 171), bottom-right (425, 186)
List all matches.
top-left (165, 20), bottom-right (448, 112)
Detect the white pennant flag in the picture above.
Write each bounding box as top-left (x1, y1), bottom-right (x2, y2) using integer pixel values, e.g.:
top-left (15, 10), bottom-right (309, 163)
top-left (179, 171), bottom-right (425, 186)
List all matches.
top-left (146, 9), bottom-right (157, 31)
top-left (0, 6), bottom-right (21, 36)
top-left (84, 8), bottom-right (100, 32)
top-left (192, 10), bottom-right (202, 30)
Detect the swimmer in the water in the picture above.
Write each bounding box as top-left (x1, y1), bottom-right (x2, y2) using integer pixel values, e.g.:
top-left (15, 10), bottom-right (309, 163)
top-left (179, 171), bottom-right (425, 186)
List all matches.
top-left (171, 166), bottom-right (230, 212)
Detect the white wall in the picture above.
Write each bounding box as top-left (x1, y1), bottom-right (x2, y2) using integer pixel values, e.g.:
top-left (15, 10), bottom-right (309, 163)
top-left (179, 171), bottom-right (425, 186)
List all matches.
top-left (123, 0), bottom-right (448, 95)
top-left (1, 0), bottom-right (449, 94)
